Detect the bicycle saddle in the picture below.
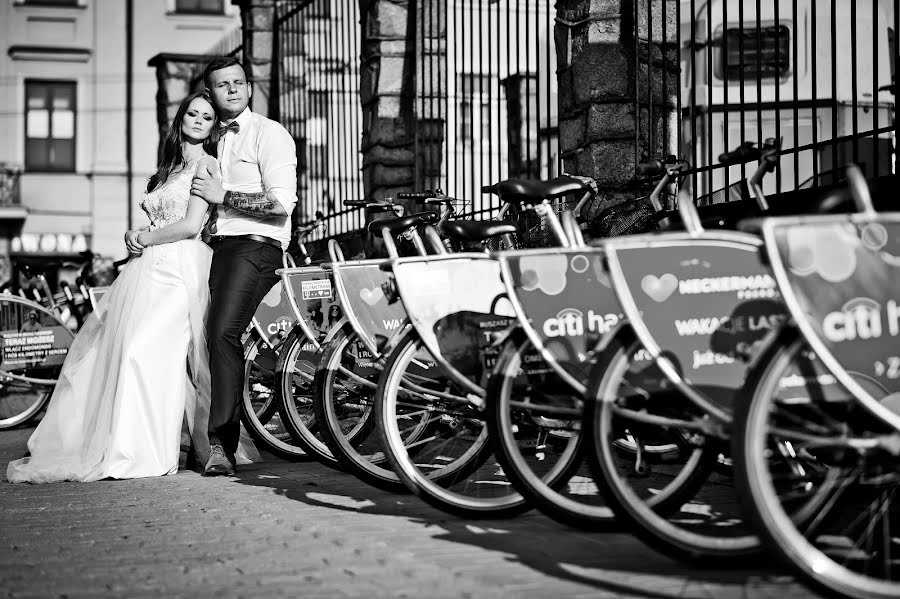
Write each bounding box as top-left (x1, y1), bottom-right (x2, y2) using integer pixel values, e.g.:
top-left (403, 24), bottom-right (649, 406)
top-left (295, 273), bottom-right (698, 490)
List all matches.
top-left (438, 220), bottom-right (517, 242)
top-left (482, 175), bottom-right (592, 204)
top-left (366, 211), bottom-right (439, 234)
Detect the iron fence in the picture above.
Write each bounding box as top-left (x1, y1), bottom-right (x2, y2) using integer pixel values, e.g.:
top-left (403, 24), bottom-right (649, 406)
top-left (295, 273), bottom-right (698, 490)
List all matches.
top-left (683, 0), bottom-right (897, 204)
top-left (267, 0), bottom-right (897, 240)
top-left (415, 1), bottom-right (561, 218)
top-left (274, 0), bottom-right (365, 240)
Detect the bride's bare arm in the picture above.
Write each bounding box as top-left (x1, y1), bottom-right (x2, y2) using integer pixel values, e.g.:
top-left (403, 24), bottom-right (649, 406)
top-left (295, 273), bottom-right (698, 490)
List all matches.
top-left (136, 195), bottom-right (209, 247)
top-left (137, 157), bottom-right (218, 248)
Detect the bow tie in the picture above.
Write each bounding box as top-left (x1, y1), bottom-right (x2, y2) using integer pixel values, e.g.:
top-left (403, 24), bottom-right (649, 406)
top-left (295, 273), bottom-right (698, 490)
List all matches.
top-left (219, 121), bottom-right (240, 136)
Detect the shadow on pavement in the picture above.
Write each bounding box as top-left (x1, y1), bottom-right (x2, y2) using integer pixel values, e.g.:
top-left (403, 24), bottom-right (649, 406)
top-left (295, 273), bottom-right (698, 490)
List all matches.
top-left (231, 453), bottom-right (794, 599)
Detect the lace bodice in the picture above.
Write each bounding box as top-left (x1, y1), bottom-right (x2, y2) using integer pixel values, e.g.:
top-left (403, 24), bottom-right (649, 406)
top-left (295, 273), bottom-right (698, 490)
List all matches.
top-left (141, 158), bottom-right (206, 237)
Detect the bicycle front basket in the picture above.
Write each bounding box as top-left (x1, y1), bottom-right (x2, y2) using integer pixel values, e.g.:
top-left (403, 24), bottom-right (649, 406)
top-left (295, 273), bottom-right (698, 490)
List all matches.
top-left (591, 197), bottom-right (660, 239)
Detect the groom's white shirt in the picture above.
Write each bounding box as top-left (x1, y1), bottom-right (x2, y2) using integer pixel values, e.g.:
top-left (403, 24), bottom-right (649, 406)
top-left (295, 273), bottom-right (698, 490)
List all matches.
top-left (213, 107), bottom-right (298, 250)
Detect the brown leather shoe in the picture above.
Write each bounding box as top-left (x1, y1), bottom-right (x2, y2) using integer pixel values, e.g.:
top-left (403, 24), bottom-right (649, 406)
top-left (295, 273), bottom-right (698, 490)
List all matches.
top-left (203, 444), bottom-right (235, 476)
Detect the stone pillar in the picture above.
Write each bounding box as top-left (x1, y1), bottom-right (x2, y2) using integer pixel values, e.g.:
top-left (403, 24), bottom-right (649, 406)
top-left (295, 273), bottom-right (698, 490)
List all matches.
top-left (237, 0), bottom-right (277, 119)
top-left (147, 53), bottom-right (208, 163)
top-left (556, 0), bottom-right (679, 219)
top-left (358, 0), bottom-right (417, 205)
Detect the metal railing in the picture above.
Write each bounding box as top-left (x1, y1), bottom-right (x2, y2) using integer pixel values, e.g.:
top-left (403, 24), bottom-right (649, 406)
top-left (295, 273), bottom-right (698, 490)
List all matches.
top-left (274, 0), bottom-right (365, 241)
top-left (683, 0), bottom-right (897, 205)
top-left (265, 0), bottom-right (897, 240)
top-left (416, 1), bottom-right (560, 218)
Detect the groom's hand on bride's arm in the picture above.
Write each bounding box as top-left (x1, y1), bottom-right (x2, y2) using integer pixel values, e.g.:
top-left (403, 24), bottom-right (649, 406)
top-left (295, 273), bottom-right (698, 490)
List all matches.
top-left (190, 166), bottom-right (227, 205)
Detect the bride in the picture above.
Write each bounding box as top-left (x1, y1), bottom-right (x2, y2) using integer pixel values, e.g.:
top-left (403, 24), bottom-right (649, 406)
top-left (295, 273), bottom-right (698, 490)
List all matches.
top-left (7, 92), bottom-right (257, 483)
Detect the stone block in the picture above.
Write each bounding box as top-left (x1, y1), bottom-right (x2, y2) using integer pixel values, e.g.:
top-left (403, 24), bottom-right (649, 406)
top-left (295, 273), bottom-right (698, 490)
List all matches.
top-left (365, 163), bottom-right (414, 188)
top-left (367, 0), bottom-right (409, 38)
top-left (164, 61), bottom-right (194, 79)
top-left (559, 112), bottom-right (587, 153)
top-left (585, 15), bottom-right (623, 44)
top-left (554, 21), bottom-right (572, 70)
top-left (556, 0), bottom-right (622, 24)
top-left (359, 63), bottom-right (377, 106)
top-left (363, 116), bottom-right (411, 148)
top-left (376, 56), bottom-right (406, 96)
top-left (361, 145), bottom-right (415, 167)
top-left (587, 102), bottom-right (637, 140)
top-left (251, 32), bottom-right (274, 55)
top-left (557, 67), bottom-right (577, 113)
top-left (163, 78), bottom-right (189, 103)
top-left (379, 40), bottom-right (408, 57)
top-left (375, 95), bottom-right (402, 119)
top-left (636, 0), bottom-right (678, 44)
top-left (635, 61), bottom-right (679, 106)
top-left (249, 6), bottom-right (273, 30)
top-left (574, 139), bottom-right (638, 185)
top-left (570, 44), bottom-right (632, 105)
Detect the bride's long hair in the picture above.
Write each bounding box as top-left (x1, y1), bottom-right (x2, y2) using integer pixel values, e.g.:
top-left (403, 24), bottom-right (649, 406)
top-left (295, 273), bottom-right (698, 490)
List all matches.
top-left (147, 92), bottom-right (219, 193)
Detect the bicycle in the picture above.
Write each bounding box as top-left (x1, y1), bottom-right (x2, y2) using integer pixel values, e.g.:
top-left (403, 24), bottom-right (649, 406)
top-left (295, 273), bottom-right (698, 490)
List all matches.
top-left (275, 196), bottom-right (450, 479)
top-left (484, 158), bottom-right (688, 529)
top-left (582, 140), bottom-right (869, 565)
top-left (240, 213), bottom-right (328, 460)
top-left (732, 165), bottom-right (900, 598)
top-left (373, 176), bottom-right (595, 517)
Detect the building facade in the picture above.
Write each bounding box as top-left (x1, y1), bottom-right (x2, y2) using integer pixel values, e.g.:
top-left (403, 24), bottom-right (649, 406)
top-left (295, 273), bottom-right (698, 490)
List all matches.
top-left (0, 0), bottom-right (240, 289)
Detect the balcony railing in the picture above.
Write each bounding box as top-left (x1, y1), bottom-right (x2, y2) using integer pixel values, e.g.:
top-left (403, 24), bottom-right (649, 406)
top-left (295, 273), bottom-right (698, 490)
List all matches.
top-left (0, 164), bottom-right (23, 208)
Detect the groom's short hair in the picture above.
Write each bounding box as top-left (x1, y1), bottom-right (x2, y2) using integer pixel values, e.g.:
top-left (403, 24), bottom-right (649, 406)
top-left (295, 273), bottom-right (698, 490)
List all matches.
top-left (203, 56), bottom-right (245, 89)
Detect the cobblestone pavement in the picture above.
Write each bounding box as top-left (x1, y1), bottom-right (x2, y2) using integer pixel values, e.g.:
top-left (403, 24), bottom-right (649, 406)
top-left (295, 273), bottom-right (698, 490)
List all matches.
top-left (0, 426), bottom-right (821, 599)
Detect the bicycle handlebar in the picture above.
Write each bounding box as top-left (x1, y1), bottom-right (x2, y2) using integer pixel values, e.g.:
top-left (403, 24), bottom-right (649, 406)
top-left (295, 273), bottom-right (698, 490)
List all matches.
top-left (396, 191), bottom-right (436, 200)
top-left (718, 141), bottom-right (761, 165)
top-left (424, 197), bottom-right (467, 205)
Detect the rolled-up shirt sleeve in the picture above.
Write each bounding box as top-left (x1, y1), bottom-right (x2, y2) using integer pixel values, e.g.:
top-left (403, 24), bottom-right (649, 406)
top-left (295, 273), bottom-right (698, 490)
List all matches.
top-left (258, 123), bottom-right (298, 217)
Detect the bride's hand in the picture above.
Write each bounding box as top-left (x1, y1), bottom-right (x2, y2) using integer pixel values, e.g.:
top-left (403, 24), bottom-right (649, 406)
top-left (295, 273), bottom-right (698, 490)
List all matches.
top-left (124, 230), bottom-right (144, 255)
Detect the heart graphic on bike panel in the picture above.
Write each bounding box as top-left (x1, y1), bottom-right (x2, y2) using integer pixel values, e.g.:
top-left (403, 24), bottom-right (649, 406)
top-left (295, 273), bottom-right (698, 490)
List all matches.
top-left (359, 286), bottom-right (384, 306)
top-left (641, 273), bottom-right (678, 303)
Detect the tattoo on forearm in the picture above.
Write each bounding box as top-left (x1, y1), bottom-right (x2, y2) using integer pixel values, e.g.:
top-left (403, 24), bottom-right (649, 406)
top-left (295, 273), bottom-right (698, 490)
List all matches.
top-left (224, 191), bottom-right (283, 217)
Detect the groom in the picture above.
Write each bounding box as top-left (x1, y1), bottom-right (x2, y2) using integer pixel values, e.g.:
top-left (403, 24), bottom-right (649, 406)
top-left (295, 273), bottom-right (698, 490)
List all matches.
top-left (190, 56), bottom-right (298, 476)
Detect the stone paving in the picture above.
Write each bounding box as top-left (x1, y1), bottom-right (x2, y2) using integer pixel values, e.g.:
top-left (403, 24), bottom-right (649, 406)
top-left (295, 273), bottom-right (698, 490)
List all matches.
top-left (0, 426), bottom-right (821, 598)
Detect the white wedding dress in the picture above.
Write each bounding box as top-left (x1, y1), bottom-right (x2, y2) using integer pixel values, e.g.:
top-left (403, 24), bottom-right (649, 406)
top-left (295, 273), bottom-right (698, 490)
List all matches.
top-left (7, 158), bottom-right (257, 484)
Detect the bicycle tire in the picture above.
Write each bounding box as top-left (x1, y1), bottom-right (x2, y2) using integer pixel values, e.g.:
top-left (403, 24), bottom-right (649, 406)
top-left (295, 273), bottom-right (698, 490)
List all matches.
top-left (588, 332), bottom-right (759, 565)
top-left (0, 296), bottom-right (74, 429)
top-left (240, 334), bottom-right (309, 461)
top-left (487, 332), bottom-right (618, 529)
top-left (274, 325), bottom-right (340, 467)
top-left (313, 327), bottom-right (408, 491)
top-left (733, 330), bottom-right (900, 599)
top-left (376, 328), bottom-right (530, 518)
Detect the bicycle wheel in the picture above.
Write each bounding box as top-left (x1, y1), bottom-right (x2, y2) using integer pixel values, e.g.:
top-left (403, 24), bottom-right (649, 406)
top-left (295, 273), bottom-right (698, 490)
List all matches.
top-left (0, 296), bottom-right (73, 429)
top-left (240, 334), bottom-right (308, 461)
top-left (275, 326), bottom-right (340, 467)
top-left (487, 333), bottom-right (618, 529)
top-left (589, 333), bottom-right (760, 565)
top-left (734, 333), bottom-right (900, 599)
top-left (377, 328), bottom-right (530, 518)
top-left (313, 327), bottom-right (409, 491)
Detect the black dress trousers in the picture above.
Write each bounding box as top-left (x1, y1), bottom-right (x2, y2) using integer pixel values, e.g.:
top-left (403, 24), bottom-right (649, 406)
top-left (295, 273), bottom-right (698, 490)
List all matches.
top-left (206, 237), bottom-right (282, 455)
